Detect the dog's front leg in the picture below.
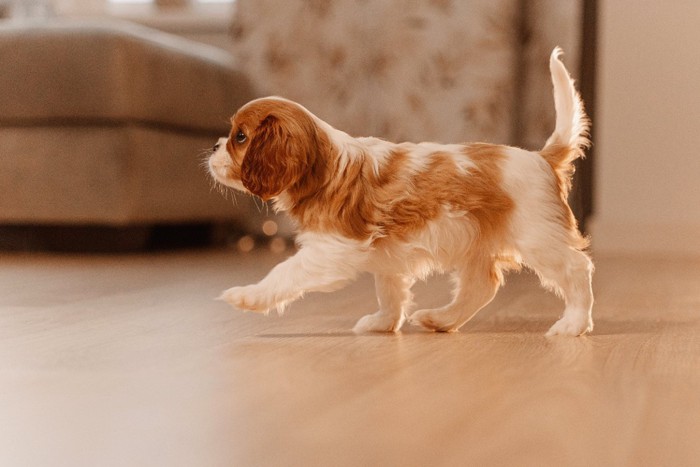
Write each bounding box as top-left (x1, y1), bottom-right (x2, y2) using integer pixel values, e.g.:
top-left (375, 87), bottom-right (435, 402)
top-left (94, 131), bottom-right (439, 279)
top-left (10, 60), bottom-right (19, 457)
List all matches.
top-left (219, 233), bottom-right (369, 315)
top-left (353, 274), bottom-right (415, 333)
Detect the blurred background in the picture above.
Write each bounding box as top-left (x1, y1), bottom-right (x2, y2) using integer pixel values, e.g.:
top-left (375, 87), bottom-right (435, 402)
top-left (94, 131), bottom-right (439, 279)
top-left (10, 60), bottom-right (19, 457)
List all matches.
top-left (0, 0), bottom-right (698, 257)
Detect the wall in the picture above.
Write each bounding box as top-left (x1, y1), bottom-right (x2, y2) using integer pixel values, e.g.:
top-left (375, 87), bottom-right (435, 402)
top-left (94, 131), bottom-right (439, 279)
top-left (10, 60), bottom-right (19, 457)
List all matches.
top-left (591, 1), bottom-right (700, 256)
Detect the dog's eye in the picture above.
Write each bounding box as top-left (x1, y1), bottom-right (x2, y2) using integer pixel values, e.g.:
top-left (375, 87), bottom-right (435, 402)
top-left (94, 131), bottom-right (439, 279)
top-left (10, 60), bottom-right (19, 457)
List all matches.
top-left (235, 130), bottom-right (247, 144)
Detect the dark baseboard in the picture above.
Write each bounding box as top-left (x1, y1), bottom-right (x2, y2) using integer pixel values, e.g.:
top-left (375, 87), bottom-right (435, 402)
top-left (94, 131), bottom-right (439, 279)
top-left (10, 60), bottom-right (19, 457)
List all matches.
top-left (0, 223), bottom-right (238, 253)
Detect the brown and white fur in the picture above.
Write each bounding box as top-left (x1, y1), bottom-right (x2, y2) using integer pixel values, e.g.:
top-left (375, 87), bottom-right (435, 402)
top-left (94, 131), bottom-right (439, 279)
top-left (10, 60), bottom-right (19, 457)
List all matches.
top-left (208, 48), bottom-right (593, 336)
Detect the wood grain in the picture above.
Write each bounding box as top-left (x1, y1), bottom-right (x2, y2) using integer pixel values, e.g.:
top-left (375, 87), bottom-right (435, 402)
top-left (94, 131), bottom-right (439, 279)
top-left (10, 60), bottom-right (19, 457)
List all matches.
top-left (1, 249), bottom-right (699, 466)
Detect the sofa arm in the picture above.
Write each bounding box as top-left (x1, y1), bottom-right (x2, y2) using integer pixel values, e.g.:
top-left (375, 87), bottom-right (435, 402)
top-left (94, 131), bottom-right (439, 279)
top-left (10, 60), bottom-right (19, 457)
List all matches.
top-left (0, 19), bottom-right (255, 134)
top-left (0, 19), bottom-right (258, 228)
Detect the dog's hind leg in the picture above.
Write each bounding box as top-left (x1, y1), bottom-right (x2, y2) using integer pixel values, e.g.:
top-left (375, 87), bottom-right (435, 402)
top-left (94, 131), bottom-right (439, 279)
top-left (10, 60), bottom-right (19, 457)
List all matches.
top-left (521, 241), bottom-right (594, 336)
top-left (409, 254), bottom-right (502, 332)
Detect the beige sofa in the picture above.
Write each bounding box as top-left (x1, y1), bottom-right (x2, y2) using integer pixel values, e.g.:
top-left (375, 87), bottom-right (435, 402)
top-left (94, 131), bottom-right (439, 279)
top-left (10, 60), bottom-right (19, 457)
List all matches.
top-left (0, 19), bottom-right (258, 249)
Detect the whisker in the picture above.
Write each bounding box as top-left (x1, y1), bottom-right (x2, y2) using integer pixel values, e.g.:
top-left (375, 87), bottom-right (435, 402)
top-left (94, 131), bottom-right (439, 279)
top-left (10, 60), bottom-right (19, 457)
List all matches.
top-left (212, 181), bottom-right (240, 207)
top-left (252, 196), bottom-right (265, 213)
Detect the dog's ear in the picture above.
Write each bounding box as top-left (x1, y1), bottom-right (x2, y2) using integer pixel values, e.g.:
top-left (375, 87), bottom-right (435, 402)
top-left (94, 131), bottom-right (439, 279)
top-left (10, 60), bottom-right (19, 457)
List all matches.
top-left (241, 114), bottom-right (314, 200)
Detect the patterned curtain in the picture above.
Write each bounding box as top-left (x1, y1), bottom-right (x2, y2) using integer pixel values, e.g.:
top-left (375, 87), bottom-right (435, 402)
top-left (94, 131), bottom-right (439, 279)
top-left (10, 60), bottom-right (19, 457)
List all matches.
top-left (231, 0), bottom-right (582, 149)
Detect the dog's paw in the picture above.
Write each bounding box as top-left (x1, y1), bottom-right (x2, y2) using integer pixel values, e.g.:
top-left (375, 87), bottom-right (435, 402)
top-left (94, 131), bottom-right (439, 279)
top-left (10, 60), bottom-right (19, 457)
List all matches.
top-left (408, 308), bottom-right (459, 333)
top-left (218, 285), bottom-right (273, 314)
top-left (353, 311), bottom-right (404, 334)
top-left (546, 315), bottom-right (593, 337)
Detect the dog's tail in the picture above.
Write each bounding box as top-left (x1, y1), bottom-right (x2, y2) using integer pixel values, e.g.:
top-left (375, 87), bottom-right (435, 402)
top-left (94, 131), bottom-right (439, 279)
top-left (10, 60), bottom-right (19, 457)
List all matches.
top-left (540, 47), bottom-right (590, 198)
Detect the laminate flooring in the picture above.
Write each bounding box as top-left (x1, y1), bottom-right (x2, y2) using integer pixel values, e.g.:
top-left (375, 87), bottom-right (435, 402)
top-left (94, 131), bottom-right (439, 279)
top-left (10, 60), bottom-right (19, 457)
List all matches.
top-left (1, 248), bottom-right (699, 466)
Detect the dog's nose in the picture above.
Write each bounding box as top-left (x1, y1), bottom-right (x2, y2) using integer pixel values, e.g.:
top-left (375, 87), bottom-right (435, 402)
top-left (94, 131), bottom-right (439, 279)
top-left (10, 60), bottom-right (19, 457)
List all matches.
top-left (212, 137), bottom-right (228, 153)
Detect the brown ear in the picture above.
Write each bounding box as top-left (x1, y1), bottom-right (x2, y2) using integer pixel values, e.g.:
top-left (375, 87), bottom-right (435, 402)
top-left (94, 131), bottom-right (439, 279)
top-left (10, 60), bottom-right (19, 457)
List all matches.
top-left (241, 115), bottom-right (312, 200)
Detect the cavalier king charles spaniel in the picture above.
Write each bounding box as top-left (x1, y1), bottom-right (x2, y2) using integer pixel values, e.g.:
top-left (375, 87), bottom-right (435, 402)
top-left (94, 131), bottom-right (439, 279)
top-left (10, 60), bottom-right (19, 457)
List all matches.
top-left (208, 48), bottom-right (593, 336)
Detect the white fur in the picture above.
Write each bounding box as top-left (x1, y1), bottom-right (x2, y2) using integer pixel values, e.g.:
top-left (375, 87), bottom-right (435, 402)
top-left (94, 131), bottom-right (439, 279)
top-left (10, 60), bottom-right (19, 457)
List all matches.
top-left (213, 49), bottom-right (593, 336)
top-left (209, 137), bottom-right (246, 192)
top-left (545, 47), bottom-right (590, 156)
top-left (219, 232), bottom-right (370, 315)
top-left (501, 146), bottom-right (594, 336)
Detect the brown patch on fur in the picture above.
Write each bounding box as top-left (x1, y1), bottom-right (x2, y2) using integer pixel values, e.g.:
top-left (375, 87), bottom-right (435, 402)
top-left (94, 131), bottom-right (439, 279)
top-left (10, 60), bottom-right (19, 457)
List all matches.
top-left (229, 99), bottom-right (322, 201)
top-left (540, 143), bottom-right (590, 251)
top-left (374, 145), bottom-right (514, 243)
top-left (456, 144), bottom-right (515, 241)
top-left (540, 143), bottom-right (577, 197)
top-left (289, 141), bottom-right (514, 247)
top-left (288, 142), bottom-right (377, 240)
top-left (224, 99), bottom-right (368, 238)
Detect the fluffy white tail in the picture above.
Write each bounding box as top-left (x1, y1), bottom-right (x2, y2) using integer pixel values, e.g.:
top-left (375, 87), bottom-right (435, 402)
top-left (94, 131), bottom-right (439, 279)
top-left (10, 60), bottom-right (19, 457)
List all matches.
top-left (541, 47), bottom-right (590, 196)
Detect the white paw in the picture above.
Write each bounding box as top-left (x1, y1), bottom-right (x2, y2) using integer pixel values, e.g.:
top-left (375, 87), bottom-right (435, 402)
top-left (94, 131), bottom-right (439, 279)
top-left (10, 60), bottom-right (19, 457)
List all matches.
top-left (546, 315), bottom-right (593, 337)
top-left (353, 311), bottom-right (404, 333)
top-left (218, 285), bottom-right (275, 314)
top-left (408, 308), bottom-right (459, 333)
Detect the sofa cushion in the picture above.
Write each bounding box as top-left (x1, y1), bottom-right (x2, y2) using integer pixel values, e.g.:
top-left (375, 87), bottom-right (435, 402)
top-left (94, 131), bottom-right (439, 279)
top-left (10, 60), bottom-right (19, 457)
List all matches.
top-left (0, 19), bottom-right (253, 134)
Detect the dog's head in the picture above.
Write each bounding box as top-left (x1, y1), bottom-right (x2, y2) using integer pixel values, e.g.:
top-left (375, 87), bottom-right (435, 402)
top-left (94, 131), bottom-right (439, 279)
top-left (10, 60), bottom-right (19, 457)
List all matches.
top-left (208, 97), bottom-right (324, 201)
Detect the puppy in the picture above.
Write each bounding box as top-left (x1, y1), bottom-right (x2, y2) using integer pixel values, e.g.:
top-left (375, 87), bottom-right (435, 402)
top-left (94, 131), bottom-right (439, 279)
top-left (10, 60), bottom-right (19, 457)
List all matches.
top-left (208, 48), bottom-right (593, 336)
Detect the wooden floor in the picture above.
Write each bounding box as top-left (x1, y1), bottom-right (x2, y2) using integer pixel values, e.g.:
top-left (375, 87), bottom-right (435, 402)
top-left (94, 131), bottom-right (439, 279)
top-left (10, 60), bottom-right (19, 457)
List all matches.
top-left (1, 247), bottom-right (699, 467)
